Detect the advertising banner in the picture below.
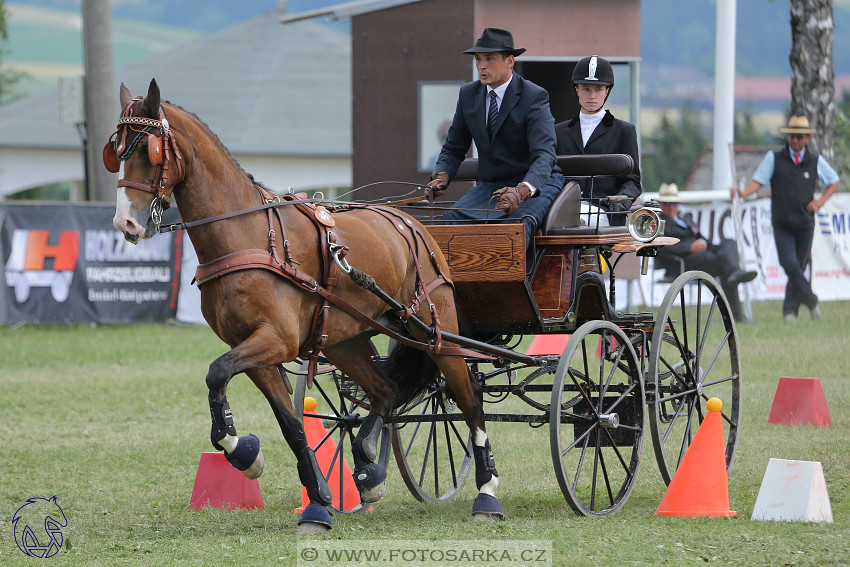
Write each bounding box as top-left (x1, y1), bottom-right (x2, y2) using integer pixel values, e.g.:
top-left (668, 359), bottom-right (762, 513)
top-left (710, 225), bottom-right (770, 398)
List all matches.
top-left (634, 194), bottom-right (850, 307)
top-left (1, 203), bottom-right (181, 324)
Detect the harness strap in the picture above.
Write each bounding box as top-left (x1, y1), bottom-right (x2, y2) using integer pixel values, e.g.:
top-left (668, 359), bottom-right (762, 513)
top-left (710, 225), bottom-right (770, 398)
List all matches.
top-left (193, 248), bottom-right (485, 359)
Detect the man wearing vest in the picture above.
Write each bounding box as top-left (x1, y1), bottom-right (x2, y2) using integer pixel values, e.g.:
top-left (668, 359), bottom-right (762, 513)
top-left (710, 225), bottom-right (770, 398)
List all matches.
top-left (736, 116), bottom-right (840, 322)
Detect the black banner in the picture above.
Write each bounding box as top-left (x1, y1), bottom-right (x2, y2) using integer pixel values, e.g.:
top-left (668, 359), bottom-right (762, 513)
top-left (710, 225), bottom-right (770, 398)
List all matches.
top-left (0, 203), bottom-right (181, 324)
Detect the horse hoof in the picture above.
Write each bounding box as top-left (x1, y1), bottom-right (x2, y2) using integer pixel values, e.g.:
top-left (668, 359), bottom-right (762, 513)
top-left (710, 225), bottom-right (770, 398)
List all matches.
top-left (359, 480), bottom-right (386, 504)
top-left (472, 512), bottom-right (506, 522)
top-left (472, 493), bottom-right (506, 521)
top-left (241, 447), bottom-right (264, 479)
top-left (297, 521), bottom-right (330, 536)
top-left (353, 463), bottom-right (387, 503)
top-left (297, 503), bottom-right (332, 535)
top-left (225, 434), bottom-right (264, 479)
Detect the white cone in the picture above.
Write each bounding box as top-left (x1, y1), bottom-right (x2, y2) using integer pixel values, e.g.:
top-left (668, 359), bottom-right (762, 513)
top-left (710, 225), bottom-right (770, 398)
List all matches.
top-left (751, 458), bottom-right (832, 522)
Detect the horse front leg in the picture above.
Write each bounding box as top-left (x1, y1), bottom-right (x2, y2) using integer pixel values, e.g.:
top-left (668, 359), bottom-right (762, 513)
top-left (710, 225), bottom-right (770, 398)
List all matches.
top-left (206, 354), bottom-right (265, 479)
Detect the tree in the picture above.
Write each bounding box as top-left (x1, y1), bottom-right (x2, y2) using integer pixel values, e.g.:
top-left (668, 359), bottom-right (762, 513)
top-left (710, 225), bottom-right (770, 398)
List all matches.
top-left (641, 100), bottom-right (709, 193)
top-left (789, 0), bottom-right (835, 163)
top-left (0, 0), bottom-right (26, 104)
top-left (832, 90), bottom-right (850, 181)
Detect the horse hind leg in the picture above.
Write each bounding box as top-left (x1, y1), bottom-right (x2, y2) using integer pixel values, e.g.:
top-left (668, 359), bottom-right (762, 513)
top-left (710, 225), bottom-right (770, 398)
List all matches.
top-left (436, 354), bottom-right (506, 521)
top-left (246, 367), bottom-right (333, 533)
top-left (322, 337), bottom-right (396, 504)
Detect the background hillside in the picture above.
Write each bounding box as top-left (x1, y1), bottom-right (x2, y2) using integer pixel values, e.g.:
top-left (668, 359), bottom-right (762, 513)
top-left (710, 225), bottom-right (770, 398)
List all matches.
top-left (5, 0), bottom-right (850, 118)
top-left (11, 0), bottom-right (850, 74)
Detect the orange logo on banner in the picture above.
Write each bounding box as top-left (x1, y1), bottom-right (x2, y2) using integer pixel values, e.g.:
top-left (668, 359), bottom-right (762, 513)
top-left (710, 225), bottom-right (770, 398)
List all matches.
top-left (23, 230), bottom-right (80, 271)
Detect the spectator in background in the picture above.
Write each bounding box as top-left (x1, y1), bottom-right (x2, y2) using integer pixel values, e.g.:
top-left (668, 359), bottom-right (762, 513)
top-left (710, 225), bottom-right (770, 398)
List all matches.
top-left (656, 183), bottom-right (756, 323)
top-left (735, 116), bottom-right (840, 322)
top-left (555, 55), bottom-right (641, 226)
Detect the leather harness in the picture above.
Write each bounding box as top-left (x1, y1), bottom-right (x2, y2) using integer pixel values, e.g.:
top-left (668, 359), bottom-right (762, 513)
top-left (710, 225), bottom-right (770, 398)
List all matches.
top-left (192, 187), bottom-right (478, 386)
top-left (110, 102), bottom-right (483, 392)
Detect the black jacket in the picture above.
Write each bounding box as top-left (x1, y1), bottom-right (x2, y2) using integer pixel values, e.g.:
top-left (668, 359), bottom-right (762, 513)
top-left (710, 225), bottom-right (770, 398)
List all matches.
top-left (555, 110), bottom-right (641, 205)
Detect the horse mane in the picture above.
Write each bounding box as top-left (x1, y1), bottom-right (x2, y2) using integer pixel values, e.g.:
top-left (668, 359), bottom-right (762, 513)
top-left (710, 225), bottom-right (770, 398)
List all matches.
top-left (163, 100), bottom-right (271, 191)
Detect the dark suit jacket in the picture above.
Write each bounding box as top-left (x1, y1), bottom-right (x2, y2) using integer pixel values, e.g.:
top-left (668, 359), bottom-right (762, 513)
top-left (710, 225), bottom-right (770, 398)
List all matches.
top-left (435, 74), bottom-right (557, 191)
top-left (555, 110), bottom-right (641, 204)
top-left (656, 212), bottom-right (702, 274)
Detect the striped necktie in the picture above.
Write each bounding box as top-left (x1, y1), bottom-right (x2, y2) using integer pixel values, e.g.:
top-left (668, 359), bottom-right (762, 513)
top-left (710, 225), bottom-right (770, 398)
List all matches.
top-left (488, 91), bottom-right (498, 139)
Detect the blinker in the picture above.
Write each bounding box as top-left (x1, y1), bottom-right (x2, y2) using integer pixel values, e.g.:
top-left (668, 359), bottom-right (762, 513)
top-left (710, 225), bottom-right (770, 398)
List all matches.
top-left (103, 132), bottom-right (120, 173)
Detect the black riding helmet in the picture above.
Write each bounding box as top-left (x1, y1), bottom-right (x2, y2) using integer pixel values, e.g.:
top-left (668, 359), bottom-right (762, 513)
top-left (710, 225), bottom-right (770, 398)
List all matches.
top-left (572, 55), bottom-right (614, 109)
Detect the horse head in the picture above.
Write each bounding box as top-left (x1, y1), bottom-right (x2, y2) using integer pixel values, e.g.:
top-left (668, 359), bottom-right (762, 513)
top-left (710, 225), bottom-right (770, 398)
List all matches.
top-left (109, 78), bottom-right (184, 244)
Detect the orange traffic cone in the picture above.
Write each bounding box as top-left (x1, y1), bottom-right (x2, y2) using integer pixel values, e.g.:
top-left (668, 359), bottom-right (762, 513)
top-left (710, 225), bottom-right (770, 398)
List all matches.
top-left (294, 397), bottom-right (364, 513)
top-left (189, 452), bottom-right (264, 510)
top-left (655, 397), bottom-right (736, 517)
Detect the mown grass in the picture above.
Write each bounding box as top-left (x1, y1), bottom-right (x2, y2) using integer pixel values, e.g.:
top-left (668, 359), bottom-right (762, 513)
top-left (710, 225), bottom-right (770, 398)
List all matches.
top-left (1, 301), bottom-right (849, 566)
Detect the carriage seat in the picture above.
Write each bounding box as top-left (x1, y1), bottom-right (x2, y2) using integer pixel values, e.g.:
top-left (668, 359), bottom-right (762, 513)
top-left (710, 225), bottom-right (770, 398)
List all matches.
top-left (451, 154), bottom-right (635, 237)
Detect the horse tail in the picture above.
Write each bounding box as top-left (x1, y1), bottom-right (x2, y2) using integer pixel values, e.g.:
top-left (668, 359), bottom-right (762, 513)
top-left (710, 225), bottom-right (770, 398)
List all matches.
top-left (377, 339), bottom-right (444, 411)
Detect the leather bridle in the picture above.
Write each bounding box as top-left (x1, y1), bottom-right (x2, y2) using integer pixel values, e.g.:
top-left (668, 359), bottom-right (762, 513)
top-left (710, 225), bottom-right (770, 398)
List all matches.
top-left (104, 99), bottom-right (185, 229)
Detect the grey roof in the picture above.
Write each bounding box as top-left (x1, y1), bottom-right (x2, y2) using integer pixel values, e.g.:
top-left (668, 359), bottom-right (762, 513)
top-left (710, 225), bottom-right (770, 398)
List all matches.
top-left (279, 0), bottom-right (422, 23)
top-left (0, 11), bottom-right (351, 157)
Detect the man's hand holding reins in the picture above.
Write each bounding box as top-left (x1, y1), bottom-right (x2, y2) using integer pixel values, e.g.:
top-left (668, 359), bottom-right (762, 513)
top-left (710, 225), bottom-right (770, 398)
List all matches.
top-left (494, 184), bottom-right (532, 215)
top-left (426, 172), bottom-right (449, 198)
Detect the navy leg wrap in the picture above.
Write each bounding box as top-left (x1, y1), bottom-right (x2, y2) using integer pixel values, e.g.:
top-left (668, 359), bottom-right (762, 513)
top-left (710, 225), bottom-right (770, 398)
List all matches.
top-left (353, 462), bottom-right (387, 492)
top-left (297, 449), bottom-right (332, 506)
top-left (225, 434), bottom-right (261, 471)
top-left (209, 399), bottom-right (237, 450)
top-left (472, 493), bottom-right (506, 519)
top-left (352, 414), bottom-right (383, 465)
top-left (298, 503), bottom-right (332, 529)
top-left (473, 439), bottom-right (498, 490)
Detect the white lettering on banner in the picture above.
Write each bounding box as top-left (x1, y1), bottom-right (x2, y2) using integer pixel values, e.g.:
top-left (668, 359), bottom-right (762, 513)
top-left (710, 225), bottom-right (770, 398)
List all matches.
top-left (631, 194), bottom-right (850, 307)
top-left (85, 266), bottom-right (171, 283)
top-left (88, 288), bottom-right (170, 304)
top-left (812, 195), bottom-right (850, 301)
top-left (83, 230), bottom-right (172, 262)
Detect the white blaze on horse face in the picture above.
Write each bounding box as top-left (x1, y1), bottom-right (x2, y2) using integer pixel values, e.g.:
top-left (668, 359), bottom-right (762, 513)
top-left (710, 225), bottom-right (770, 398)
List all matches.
top-left (112, 162), bottom-right (149, 240)
top-left (112, 187), bottom-right (143, 236)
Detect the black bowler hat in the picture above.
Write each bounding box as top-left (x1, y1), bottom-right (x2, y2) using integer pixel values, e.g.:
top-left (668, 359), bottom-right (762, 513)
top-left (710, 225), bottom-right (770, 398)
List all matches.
top-left (463, 28), bottom-right (526, 56)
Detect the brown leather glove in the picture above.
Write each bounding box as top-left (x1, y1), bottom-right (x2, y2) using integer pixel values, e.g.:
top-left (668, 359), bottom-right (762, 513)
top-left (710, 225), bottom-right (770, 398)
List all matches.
top-left (493, 184), bottom-right (532, 215)
top-left (426, 172), bottom-right (449, 198)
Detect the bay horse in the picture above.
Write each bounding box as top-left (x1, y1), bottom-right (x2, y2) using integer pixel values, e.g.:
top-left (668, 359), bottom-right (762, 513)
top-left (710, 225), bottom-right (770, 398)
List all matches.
top-left (107, 79), bottom-right (504, 533)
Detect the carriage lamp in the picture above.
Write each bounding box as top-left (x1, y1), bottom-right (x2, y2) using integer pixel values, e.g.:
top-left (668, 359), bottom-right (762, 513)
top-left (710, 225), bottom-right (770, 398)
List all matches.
top-left (627, 205), bottom-right (663, 242)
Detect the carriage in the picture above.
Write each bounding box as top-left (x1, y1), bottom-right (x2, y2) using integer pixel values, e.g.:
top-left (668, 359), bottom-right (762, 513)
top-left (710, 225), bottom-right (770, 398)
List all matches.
top-left (109, 79), bottom-right (741, 532)
top-left (291, 154), bottom-right (742, 518)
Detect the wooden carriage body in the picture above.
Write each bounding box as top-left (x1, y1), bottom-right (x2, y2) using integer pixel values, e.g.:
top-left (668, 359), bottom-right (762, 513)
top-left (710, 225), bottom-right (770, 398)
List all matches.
top-left (422, 154), bottom-right (672, 337)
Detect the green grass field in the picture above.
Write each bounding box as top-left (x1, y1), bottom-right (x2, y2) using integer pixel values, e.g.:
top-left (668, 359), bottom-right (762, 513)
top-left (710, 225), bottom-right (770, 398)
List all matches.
top-left (1, 300), bottom-right (848, 566)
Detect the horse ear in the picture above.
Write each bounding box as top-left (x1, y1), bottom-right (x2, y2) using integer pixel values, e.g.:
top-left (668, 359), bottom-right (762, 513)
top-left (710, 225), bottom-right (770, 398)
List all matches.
top-left (145, 78), bottom-right (161, 116)
top-left (119, 83), bottom-right (132, 109)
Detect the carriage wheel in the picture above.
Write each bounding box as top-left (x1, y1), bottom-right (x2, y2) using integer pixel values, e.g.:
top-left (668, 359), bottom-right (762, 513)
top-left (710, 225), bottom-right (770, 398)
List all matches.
top-left (294, 358), bottom-right (390, 515)
top-left (550, 321), bottom-right (644, 516)
top-left (390, 375), bottom-right (473, 503)
top-left (648, 271), bottom-right (742, 485)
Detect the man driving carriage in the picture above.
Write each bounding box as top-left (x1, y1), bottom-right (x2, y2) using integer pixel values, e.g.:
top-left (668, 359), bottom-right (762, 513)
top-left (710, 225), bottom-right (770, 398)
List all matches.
top-left (426, 28), bottom-right (565, 245)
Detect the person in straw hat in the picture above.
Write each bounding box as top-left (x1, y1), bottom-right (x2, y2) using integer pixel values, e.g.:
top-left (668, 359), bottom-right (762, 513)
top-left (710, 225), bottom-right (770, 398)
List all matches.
top-left (656, 182), bottom-right (757, 323)
top-left (735, 116), bottom-right (840, 322)
top-left (427, 28), bottom-right (564, 245)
